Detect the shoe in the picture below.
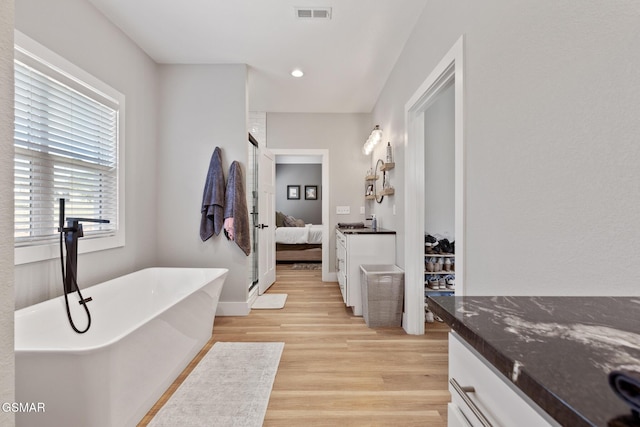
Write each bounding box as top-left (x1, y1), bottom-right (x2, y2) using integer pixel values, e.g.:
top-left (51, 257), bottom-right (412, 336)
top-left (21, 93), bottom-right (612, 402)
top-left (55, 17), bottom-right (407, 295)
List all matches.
top-left (426, 258), bottom-right (435, 272)
top-left (425, 235), bottom-right (439, 253)
top-left (438, 239), bottom-right (452, 254)
top-left (446, 276), bottom-right (455, 290)
top-left (425, 310), bottom-right (434, 323)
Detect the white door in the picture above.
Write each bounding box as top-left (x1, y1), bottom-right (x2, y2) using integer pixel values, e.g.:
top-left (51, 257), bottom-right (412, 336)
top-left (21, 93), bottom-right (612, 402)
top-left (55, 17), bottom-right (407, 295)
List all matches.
top-left (258, 147), bottom-right (276, 293)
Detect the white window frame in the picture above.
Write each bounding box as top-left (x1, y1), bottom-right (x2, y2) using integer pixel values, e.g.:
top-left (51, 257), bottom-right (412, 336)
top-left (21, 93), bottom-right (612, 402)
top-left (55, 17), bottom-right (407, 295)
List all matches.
top-left (14, 31), bottom-right (125, 265)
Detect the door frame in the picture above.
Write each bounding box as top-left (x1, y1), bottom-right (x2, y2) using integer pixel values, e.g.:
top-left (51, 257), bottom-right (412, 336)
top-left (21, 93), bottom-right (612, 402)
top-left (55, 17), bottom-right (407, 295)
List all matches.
top-left (404, 35), bottom-right (465, 335)
top-left (249, 133), bottom-right (260, 292)
top-left (270, 148), bottom-right (330, 282)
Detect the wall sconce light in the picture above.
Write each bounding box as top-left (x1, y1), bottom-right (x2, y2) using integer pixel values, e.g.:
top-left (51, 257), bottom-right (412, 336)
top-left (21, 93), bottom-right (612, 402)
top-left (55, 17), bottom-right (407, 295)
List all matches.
top-left (362, 125), bottom-right (383, 155)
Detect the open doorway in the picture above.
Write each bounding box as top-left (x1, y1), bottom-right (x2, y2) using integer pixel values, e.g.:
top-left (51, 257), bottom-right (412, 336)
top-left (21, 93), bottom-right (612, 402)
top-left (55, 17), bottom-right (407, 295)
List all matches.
top-left (404, 36), bottom-right (465, 335)
top-left (270, 149), bottom-right (330, 282)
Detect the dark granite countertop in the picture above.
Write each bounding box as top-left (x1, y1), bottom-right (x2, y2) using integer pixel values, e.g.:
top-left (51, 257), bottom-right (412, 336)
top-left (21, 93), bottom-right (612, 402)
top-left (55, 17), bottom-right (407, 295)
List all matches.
top-left (336, 227), bottom-right (396, 235)
top-left (428, 296), bottom-right (640, 427)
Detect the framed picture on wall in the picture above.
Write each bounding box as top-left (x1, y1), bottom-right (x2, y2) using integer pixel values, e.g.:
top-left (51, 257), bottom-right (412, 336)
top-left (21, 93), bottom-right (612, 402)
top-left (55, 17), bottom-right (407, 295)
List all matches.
top-left (305, 185), bottom-right (318, 200)
top-left (287, 185), bottom-right (300, 200)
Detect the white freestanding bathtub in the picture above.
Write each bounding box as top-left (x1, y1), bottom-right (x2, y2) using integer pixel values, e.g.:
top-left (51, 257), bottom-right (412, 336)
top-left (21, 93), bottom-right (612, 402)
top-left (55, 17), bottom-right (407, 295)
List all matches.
top-left (15, 267), bottom-right (228, 427)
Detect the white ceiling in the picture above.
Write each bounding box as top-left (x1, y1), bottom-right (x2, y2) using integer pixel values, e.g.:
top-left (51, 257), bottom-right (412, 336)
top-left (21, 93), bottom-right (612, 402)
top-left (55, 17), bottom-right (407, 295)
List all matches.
top-left (87, 0), bottom-right (427, 113)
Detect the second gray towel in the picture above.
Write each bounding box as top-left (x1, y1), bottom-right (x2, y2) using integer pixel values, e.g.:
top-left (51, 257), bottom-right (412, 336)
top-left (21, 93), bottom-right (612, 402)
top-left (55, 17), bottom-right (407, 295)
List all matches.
top-left (223, 161), bottom-right (251, 255)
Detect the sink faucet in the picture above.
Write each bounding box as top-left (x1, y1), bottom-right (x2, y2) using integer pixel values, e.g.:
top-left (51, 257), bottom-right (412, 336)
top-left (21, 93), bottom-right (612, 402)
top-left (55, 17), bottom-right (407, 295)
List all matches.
top-left (58, 198), bottom-right (110, 294)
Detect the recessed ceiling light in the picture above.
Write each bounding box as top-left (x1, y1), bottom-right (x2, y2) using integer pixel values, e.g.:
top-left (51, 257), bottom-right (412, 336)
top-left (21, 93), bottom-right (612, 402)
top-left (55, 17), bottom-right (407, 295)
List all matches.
top-left (291, 69), bottom-right (304, 78)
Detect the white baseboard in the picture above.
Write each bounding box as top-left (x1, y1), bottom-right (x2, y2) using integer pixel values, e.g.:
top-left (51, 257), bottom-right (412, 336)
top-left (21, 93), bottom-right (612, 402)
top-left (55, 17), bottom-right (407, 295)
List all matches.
top-left (402, 312), bottom-right (409, 334)
top-left (216, 301), bottom-right (251, 316)
top-left (324, 271), bottom-right (337, 282)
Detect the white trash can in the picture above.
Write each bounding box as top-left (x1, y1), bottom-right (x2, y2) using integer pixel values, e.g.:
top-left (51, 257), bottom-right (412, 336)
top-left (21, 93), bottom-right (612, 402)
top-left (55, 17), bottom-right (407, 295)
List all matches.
top-left (359, 265), bottom-right (404, 327)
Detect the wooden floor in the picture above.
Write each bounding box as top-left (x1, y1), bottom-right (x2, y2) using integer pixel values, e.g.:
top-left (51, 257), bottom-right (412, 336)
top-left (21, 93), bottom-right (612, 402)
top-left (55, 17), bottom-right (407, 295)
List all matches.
top-left (139, 264), bottom-right (450, 426)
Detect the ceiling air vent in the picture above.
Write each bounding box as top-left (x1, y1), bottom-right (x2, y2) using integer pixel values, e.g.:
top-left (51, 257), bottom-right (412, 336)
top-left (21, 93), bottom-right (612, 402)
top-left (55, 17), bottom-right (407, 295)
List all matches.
top-left (295, 7), bottom-right (332, 20)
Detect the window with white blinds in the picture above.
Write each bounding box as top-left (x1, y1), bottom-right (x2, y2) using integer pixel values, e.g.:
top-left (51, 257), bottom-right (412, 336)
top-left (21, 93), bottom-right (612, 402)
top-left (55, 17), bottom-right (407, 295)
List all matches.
top-left (13, 35), bottom-right (123, 262)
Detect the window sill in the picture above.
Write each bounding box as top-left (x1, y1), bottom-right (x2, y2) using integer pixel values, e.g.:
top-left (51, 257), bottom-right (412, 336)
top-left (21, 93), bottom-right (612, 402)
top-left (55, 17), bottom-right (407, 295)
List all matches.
top-left (15, 233), bottom-right (125, 265)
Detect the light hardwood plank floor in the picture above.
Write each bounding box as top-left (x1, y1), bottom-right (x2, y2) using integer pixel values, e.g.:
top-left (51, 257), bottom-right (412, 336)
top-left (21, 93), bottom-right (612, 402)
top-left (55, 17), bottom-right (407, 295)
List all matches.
top-left (139, 264), bottom-right (450, 426)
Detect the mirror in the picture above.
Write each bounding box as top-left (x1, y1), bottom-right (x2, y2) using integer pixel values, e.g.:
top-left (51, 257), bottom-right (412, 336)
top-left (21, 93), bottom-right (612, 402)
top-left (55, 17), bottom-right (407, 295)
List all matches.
top-left (374, 158), bottom-right (385, 203)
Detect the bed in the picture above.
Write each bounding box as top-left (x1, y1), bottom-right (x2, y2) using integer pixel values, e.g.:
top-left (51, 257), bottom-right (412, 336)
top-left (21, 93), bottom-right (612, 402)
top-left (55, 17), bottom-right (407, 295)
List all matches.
top-left (275, 221), bottom-right (323, 262)
top-left (275, 224), bottom-right (323, 245)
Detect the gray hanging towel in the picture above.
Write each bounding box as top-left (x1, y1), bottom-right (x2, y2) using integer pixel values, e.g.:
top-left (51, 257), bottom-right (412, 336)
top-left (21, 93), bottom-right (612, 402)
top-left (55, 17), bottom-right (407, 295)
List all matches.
top-left (200, 147), bottom-right (225, 241)
top-left (223, 161), bottom-right (251, 256)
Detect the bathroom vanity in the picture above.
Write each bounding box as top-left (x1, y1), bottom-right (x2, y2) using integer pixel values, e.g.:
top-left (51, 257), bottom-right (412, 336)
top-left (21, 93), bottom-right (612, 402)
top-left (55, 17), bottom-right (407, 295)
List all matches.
top-left (428, 296), bottom-right (640, 427)
top-left (335, 227), bottom-right (395, 315)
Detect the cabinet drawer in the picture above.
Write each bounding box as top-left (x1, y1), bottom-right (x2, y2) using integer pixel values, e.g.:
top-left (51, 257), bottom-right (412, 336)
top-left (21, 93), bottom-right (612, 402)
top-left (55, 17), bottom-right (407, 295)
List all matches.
top-left (449, 333), bottom-right (559, 427)
top-left (337, 263), bottom-right (347, 303)
top-left (448, 403), bottom-right (472, 427)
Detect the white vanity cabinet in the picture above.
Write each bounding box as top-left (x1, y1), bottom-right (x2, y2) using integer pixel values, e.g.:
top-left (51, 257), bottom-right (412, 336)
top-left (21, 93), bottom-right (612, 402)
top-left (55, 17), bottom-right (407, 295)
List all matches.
top-left (448, 332), bottom-right (560, 427)
top-left (335, 229), bottom-right (396, 316)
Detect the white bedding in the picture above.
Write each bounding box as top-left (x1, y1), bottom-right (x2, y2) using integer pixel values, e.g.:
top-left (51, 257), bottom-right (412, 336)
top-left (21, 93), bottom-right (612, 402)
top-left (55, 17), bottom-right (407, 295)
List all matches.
top-left (275, 224), bottom-right (323, 245)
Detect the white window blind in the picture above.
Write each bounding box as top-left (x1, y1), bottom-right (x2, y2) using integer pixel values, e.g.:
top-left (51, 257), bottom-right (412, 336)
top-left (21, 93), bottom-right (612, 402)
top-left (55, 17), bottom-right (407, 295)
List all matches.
top-left (14, 59), bottom-right (119, 247)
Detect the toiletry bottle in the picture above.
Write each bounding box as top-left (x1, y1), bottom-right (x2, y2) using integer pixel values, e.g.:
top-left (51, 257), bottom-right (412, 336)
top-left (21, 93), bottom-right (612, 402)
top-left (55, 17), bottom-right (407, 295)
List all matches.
top-left (371, 214), bottom-right (377, 231)
top-left (386, 142), bottom-right (393, 163)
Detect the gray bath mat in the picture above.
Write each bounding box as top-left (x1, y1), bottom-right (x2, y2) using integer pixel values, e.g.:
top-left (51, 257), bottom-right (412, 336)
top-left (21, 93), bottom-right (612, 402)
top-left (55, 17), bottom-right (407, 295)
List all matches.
top-left (148, 342), bottom-right (284, 427)
top-left (252, 293), bottom-right (288, 309)
top-left (291, 263), bottom-right (322, 270)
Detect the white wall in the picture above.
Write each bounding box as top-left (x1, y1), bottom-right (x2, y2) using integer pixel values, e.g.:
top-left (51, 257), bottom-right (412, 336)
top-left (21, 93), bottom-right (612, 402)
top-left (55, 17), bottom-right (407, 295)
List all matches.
top-left (424, 82), bottom-right (455, 239)
top-left (249, 111), bottom-right (267, 148)
top-left (276, 163), bottom-right (322, 224)
top-left (373, 0), bottom-right (640, 296)
top-left (267, 113), bottom-right (372, 272)
top-left (365, 140), bottom-right (401, 259)
top-left (13, 0), bottom-right (159, 308)
top-left (0, 1), bottom-right (15, 424)
top-left (156, 64), bottom-right (250, 306)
